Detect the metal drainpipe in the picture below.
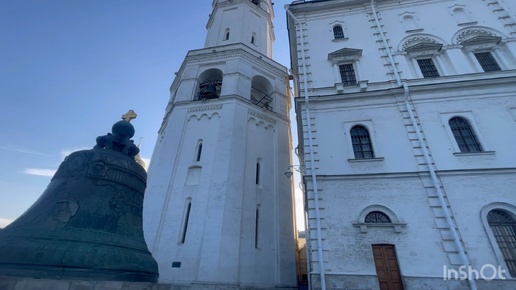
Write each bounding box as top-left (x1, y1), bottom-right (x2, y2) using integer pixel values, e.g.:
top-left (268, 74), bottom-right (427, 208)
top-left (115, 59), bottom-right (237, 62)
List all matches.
top-left (370, 1), bottom-right (477, 289)
top-left (286, 5), bottom-right (326, 290)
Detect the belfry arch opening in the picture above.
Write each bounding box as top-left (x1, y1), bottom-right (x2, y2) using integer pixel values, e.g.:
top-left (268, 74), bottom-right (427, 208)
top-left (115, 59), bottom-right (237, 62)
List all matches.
top-left (250, 75), bottom-right (273, 111)
top-left (196, 68), bottom-right (223, 101)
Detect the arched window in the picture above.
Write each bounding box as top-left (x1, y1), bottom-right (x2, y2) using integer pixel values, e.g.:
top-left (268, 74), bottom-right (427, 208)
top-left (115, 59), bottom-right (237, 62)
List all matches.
top-left (365, 211), bottom-right (391, 223)
top-left (333, 25), bottom-right (344, 39)
top-left (180, 200), bottom-right (192, 244)
top-left (224, 28), bottom-right (230, 41)
top-left (350, 125), bottom-right (375, 159)
top-left (487, 210), bottom-right (516, 276)
top-left (195, 141), bottom-right (203, 162)
top-left (449, 117), bottom-right (483, 153)
top-left (196, 68), bottom-right (223, 100)
top-left (255, 161), bottom-right (261, 185)
top-left (250, 75), bottom-right (273, 111)
top-left (251, 32), bottom-right (256, 45)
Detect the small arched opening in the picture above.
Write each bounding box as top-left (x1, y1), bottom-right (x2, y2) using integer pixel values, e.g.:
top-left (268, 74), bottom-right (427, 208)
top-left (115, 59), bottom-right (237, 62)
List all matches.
top-left (196, 68), bottom-right (223, 101)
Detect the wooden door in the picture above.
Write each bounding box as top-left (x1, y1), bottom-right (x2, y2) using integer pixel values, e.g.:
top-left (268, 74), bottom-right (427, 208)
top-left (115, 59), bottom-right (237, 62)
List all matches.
top-left (372, 245), bottom-right (404, 290)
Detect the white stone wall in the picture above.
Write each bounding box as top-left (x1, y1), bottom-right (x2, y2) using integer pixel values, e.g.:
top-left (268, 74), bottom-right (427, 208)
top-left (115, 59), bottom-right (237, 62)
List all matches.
top-left (144, 32), bottom-right (296, 290)
top-left (289, 0), bottom-right (516, 92)
top-left (288, 0), bottom-right (516, 289)
top-left (205, 0), bottom-right (274, 57)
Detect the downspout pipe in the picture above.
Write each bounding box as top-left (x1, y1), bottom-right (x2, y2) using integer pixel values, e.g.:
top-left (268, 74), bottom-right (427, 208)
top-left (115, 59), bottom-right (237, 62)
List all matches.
top-left (370, 1), bottom-right (477, 289)
top-left (286, 5), bottom-right (326, 290)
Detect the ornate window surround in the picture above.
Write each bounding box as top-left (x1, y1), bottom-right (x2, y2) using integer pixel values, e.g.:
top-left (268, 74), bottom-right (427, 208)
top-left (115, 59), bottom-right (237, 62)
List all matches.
top-left (400, 34), bottom-right (449, 78)
top-left (354, 205), bottom-right (406, 233)
top-left (328, 48), bottom-right (367, 91)
top-left (453, 27), bottom-right (510, 71)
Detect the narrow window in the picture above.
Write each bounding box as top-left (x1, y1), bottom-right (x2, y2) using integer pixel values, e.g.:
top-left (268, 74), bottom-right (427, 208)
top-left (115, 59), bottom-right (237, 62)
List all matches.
top-left (339, 64), bottom-right (356, 86)
top-left (333, 25), bottom-right (344, 39)
top-left (255, 206), bottom-right (260, 248)
top-left (449, 117), bottom-right (483, 153)
top-left (195, 142), bottom-right (203, 162)
top-left (365, 211), bottom-right (391, 223)
top-left (251, 36), bottom-right (255, 44)
top-left (474, 52), bottom-right (501, 72)
top-left (255, 161), bottom-right (260, 185)
top-left (180, 201), bottom-right (192, 244)
top-left (224, 29), bottom-right (230, 41)
top-left (350, 125), bottom-right (375, 159)
top-left (488, 210), bottom-right (516, 276)
top-left (417, 58), bottom-right (440, 78)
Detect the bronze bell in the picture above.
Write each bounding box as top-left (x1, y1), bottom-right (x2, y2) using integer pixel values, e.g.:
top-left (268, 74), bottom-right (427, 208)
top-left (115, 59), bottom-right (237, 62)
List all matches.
top-left (198, 81), bottom-right (219, 100)
top-left (0, 119), bottom-right (158, 282)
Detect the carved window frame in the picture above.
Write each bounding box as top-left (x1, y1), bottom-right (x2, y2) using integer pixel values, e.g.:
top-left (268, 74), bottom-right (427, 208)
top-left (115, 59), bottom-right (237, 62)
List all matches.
top-left (454, 27), bottom-right (509, 72)
top-left (401, 35), bottom-right (446, 78)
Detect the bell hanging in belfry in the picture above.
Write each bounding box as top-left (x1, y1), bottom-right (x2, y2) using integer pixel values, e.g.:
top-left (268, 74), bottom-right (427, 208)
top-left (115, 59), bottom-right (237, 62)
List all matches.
top-left (198, 81), bottom-right (219, 100)
top-left (0, 113), bottom-right (159, 282)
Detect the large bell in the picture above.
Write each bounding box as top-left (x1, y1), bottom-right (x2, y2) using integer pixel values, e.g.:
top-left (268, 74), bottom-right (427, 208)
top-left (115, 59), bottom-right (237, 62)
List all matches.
top-left (0, 119), bottom-right (158, 282)
top-left (199, 82), bottom-right (219, 100)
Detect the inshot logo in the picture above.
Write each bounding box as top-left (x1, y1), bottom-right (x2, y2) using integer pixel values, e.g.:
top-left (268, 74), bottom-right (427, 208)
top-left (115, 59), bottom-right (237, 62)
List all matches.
top-left (443, 265), bottom-right (507, 281)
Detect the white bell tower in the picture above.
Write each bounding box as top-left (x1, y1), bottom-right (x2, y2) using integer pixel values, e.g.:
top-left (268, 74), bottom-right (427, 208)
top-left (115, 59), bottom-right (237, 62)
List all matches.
top-left (204, 0), bottom-right (275, 57)
top-left (143, 0), bottom-right (297, 288)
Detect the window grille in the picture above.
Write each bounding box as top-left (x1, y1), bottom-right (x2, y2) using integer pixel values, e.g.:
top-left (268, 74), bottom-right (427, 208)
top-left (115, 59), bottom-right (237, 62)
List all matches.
top-left (488, 210), bottom-right (516, 276)
top-left (350, 125), bottom-right (374, 159)
top-left (365, 211), bottom-right (391, 223)
top-left (474, 52), bottom-right (501, 72)
top-left (417, 58), bottom-right (440, 78)
top-left (449, 117), bottom-right (483, 153)
top-left (339, 64), bottom-right (356, 86)
top-left (333, 25), bottom-right (344, 39)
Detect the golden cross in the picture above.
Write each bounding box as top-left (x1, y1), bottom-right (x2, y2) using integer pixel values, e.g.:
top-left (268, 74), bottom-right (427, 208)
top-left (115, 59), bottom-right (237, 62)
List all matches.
top-left (121, 110), bottom-right (137, 122)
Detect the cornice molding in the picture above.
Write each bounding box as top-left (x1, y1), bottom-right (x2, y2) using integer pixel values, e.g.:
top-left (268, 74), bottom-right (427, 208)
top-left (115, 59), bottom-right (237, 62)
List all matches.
top-left (249, 109), bottom-right (277, 125)
top-left (185, 46), bottom-right (288, 79)
top-left (187, 105), bottom-right (223, 113)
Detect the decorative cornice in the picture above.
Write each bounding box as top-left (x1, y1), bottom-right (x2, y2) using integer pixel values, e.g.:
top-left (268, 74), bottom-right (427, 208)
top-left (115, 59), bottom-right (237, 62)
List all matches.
top-left (402, 36), bottom-right (442, 51)
top-left (327, 48), bottom-right (362, 63)
top-left (456, 28), bottom-right (501, 44)
top-left (185, 46), bottom-right (287, 79)
top-left (188, 105), bottom-right (223, 113)
top-left (249, 109), bottom-right (276, 125)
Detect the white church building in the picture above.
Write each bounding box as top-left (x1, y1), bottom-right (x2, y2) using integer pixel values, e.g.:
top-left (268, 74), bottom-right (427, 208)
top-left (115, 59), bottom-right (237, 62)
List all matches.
top-left (143, 0), bottom-right (297, 289)
top-left (286, 0), bottom-right (516, 289)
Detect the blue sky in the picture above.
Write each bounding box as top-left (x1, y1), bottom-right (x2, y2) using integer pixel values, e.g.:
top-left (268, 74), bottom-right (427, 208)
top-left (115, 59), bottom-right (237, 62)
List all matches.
top-left (0, 0), bottom-right (299, 228)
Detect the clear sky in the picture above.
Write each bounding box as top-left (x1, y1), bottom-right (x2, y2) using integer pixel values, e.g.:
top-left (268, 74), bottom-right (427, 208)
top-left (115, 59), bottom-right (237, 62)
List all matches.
top-left (0, 0), bottom-right (304, 229)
